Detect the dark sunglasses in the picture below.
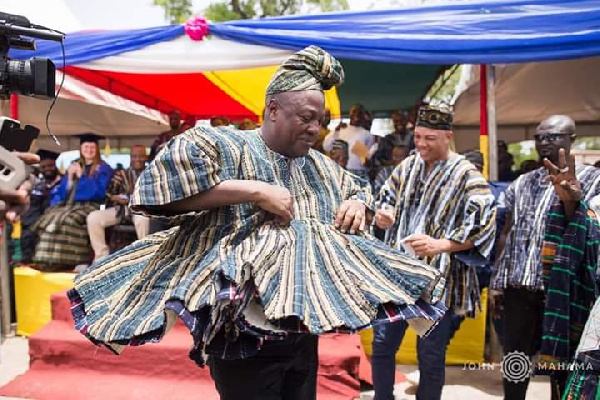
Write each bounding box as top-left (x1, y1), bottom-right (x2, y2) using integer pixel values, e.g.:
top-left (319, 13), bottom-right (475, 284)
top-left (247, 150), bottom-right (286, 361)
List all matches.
top-left (533, 132), bottom-right (571, 142)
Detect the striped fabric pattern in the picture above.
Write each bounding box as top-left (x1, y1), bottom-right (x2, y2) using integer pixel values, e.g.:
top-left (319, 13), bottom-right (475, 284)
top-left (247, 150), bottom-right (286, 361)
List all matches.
top-left (563, 296), bottom-right (600, 400)
top-left (562, 358), bottom-right (600, 400)
top-left (492, 166), bottom-right (600, 290)
top-left (105, 168), bottom-right (139, 202)
top-left (373, 165), bottom-right (395, 196)
top-left (105, 168), bottom-right (141, 223)
top-left (266, 45), bottom-right (344, 95)
top-left (538, 202), bottom-right (600, 374)
top-left (69, 126), bottom-right (446, 361)
top-left (32, 202), bottom-right (99, 268)
top-left (377, 152), bottom-right (496, 315)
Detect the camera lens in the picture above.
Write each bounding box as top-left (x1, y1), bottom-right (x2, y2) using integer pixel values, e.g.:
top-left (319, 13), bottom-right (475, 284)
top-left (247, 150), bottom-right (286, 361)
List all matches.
top-left (7, 59), bottom-right (32, 94)
top-left (5, 58), bottom-right (55, 98)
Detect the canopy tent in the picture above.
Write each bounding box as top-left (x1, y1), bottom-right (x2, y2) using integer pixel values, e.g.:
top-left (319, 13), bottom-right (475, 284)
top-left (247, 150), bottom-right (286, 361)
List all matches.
top-left (7, 0), bottom-right (600, 145)
top-left (209, 0), bottom-right (600, 64)
top-left (453, 57), bottom-right (600, 152)
top-left (10, 29), bottom-right (443, 123)
top-left (17, 0), bottom-right (600, 65)
top-left (60, 36), bottom-right (342, 122)
top-left (1, 72), bottom-right (168, 151)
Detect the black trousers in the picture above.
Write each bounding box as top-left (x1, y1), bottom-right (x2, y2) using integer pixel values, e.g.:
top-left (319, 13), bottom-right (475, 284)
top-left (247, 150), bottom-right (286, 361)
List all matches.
top-left (209, 334), bottom-right (318, 400)
top-left (502, 287), bottom-right (566, 400)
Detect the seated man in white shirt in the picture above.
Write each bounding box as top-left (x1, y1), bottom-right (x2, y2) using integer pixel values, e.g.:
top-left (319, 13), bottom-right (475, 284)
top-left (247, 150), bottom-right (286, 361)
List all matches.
top-left (323, 104), bottom-right (374, 181)
top-left (86, 145), bottom-right (150, 264)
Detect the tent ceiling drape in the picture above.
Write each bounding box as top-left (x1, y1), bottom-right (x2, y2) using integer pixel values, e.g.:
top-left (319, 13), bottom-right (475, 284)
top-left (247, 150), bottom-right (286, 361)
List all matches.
top-left (208, 0), bottom-right (600, 64)
top-left (0, 71), bottom-right (168, 151)
top-left (453, 56), bottom-right (600, 152)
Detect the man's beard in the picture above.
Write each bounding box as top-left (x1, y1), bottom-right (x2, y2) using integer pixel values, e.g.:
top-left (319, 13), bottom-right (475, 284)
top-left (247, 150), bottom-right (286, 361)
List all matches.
top-left (43, 171), bottom-right (58, 181)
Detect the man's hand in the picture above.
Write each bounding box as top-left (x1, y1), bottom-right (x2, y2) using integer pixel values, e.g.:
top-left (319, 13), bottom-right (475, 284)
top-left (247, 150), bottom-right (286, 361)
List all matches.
top-left (405, 234), bottom-right (448, 258)
top-left (374, 207), bottom-right (395, 229)
top-left (255, 183), bottom-right (294, 224)
top-left (111, 195), bottom-right (129, 206)
top-left (0, 152), bottom-right (39, 222)
top-left (335, 199), bottom-right (366, 234)
top-left (543, 148), bottom-right (582, 203)
top-left (489, 289), bottom-right (504, 320)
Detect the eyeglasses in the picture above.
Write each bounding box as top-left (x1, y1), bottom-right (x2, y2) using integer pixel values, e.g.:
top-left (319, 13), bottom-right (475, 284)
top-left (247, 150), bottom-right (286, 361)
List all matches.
top-left (533, 133), bottom-right (571, 142)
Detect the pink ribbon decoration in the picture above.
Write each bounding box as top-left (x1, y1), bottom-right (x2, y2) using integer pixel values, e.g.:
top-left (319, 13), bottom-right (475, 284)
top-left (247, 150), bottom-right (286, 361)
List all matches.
top-left (185, 17), bottom-right (210, 41)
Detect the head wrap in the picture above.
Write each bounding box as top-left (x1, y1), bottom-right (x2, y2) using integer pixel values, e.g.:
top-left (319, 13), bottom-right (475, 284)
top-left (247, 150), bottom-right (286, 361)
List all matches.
top-left (332, 139), bottom-right (349, 154)
top-left (266, 45), bottom-right (344, 95)
top-left (416, 105), bottom-right (453, 131)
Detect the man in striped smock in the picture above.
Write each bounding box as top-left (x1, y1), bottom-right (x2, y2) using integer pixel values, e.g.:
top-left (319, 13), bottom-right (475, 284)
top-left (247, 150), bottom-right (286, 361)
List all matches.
top-left (372, 105), bottom-right (497, 400)
top-left (490, 115), bottom-right (600, 400)
top-left (68, 46), bottom-right (446, 400)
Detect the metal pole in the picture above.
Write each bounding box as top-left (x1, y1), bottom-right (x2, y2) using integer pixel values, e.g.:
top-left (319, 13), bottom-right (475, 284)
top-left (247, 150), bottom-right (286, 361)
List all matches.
top-left (487, 65), bottom-right (498, 181)
top-left (0, 221), bottom-right (10, 341)
top-left (0, 94), bottom-right (20, 339)
top-left (479, 65), bottom-right (489, 179)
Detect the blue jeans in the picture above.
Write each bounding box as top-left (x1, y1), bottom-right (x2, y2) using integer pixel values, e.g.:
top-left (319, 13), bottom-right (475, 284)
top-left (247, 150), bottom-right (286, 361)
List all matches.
top-left (371, 311), bottom-right (461, 400)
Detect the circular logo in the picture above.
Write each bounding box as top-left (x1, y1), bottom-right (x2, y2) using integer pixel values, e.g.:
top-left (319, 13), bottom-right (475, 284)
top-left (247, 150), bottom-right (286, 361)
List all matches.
top-left (501, 351), bottom-right (532, 383)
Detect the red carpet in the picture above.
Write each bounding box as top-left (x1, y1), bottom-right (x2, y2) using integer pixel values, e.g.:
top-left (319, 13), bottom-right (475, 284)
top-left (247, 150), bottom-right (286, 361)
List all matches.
top-left (0, 291), bottom-right (370, 399)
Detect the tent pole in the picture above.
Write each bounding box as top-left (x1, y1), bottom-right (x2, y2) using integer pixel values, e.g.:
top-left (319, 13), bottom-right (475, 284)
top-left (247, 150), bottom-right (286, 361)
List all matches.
top-left (487, 65), bottom-right (498, 181)
top-left (479, 65), bottom-right (498, 181)
top-left (10, 94), bottom-right (19, 120)
top-left (1, 95), bottom-right (19, 339)
top-left (479, 66), bottom-right (489, 179)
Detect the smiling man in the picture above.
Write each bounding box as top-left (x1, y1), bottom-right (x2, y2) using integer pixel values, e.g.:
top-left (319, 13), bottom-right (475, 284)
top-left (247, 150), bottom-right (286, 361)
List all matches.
top-left (373, 105), bottom-right (497, 400)
top-left (86, 145), bottom-right (150, 265)
top-left (490, 115), bottom-right (600, 400)
top-left (323, 103), bottom-right (375, 181)
top-left (68, 46), bottom-right (446, 400)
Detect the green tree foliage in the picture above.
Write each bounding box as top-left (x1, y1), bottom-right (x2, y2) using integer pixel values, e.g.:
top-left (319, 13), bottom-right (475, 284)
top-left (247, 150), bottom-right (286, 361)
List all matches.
top-left (154, 0), bottom-right (193, 24)
top-left (424, 65), bottom-right (462, 107)
top-left (204, 0), bottom-right (349, 22)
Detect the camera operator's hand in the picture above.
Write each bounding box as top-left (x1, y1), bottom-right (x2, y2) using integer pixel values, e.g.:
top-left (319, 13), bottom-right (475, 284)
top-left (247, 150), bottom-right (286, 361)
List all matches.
top-left (0, 152), bottom-right (39, 222)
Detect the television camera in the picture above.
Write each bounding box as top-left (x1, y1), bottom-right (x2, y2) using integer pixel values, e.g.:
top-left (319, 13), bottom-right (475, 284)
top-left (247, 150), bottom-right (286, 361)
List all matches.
top-left (0, 11), bottom-right (64, 190)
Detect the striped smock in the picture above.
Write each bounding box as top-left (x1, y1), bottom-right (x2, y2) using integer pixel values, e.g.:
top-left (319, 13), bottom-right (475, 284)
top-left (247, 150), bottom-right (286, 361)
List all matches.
top-left (377, 153), bottom-right (497, 315)
top-left (68, 126), bottom-right (446, 364)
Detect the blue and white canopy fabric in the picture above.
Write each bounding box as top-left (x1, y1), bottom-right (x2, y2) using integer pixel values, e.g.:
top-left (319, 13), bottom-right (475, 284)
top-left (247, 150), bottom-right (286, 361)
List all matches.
top-left (13, 0), bottom-right (600, 66)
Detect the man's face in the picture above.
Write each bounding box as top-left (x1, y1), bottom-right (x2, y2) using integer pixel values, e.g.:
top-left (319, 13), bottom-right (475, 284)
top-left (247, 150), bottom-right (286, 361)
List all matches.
top-left (349, 105), bottom-right (365, 126)
top-left (534, 128), bottom-right (574, 164)
top-left (40, 159), bottom-right (57, 180)
top-left (330, 149), bottom-right (348, 169)
top-left (130, 146), bottom-right (147, 171)
top-left (211, 118), bottom-right (227, 127)
top-left (391, 113), bottom-right (407, 134)
top-left (270, 91), bottom-right (325, 158)
top-left (391, 146), bottom-right (409, 166)
top-left (414, 126), bottom-right (452, 163)
top-left (169, 112), bottom-right (181, 130)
